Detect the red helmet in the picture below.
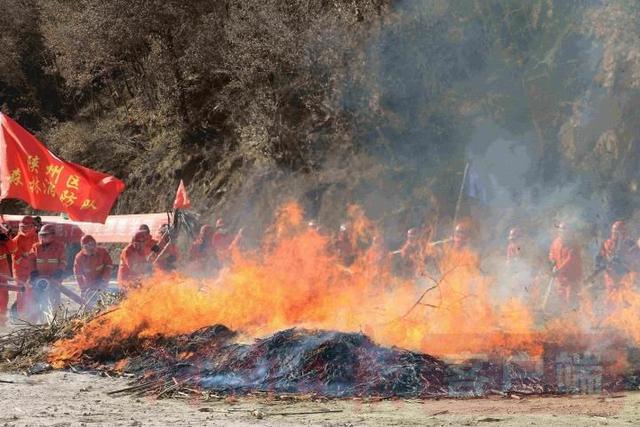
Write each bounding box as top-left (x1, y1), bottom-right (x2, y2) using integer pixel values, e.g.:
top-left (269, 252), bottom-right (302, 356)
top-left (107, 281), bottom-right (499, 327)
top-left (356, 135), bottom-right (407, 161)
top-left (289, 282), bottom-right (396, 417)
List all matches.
top-left (20, 216), bottom-right (35, 226)
top-left (81, 235), bottom-right (96, 246)
top-left (132, 231), bottom-right (147, 243)
top-left (38, 224), bottom-right (56, 236)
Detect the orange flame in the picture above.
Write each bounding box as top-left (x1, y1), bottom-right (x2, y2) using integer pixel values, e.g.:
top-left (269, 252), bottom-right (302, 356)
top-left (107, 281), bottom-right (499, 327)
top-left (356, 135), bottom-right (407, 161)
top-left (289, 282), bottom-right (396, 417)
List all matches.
top-left (49, 202), bottom-right (640, 371)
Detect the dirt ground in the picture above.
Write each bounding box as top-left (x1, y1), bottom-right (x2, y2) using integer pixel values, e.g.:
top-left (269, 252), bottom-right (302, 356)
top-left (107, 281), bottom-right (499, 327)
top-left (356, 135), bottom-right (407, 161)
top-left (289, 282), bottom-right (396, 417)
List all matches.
top-left (1, 291), bottom-right (638, 426)
top-left (0, 370), bottom-right (636, 426)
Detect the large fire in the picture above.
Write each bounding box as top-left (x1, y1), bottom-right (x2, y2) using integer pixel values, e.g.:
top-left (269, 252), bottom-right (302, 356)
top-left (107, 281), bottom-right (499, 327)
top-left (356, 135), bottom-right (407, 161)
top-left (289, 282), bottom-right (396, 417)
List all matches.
top-left (49, 202), bottom-right (640, 373)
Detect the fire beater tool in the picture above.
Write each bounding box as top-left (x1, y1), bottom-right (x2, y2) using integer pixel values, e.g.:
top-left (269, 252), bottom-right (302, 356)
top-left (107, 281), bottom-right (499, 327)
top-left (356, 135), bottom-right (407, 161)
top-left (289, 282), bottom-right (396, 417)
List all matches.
top-left (540, 275), bottom-right (555, 313)
top-left (0, 272), bottom-right (85, 306)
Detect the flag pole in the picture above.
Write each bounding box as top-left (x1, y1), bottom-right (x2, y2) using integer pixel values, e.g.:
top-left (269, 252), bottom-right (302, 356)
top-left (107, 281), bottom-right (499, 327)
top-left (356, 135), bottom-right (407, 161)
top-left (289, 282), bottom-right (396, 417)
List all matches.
top-left (149, 182), bottom-right (180, 265)
top-left (452, 161), bottom-right (470, 233)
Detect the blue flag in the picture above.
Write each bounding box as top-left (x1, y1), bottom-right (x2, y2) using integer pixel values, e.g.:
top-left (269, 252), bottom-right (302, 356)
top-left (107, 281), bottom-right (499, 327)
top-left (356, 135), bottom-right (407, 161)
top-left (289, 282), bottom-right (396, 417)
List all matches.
top-left (465, 163), bottom-right (489, 205)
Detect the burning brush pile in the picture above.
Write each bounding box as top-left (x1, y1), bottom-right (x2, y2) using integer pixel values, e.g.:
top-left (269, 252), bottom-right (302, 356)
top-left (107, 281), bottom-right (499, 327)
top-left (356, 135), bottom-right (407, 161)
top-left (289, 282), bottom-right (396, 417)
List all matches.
top-left (4, 319), bottom-right (546, 399)
top-left (4, 202), bottom-right (640, 398)
top-left (85, 326), bottom-right (449, 398)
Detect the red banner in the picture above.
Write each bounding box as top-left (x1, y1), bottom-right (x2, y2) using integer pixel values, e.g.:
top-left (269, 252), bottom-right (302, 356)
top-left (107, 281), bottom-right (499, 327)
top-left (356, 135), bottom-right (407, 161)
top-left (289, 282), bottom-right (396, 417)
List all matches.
top-left (0, 113), bottom-right (125, 223)
top-left (173, 179), bottom-right (191, 209)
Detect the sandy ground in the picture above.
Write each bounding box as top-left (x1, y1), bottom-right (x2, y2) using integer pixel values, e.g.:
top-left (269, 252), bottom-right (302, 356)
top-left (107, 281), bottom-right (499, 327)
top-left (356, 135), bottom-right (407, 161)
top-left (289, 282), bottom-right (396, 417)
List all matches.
top-left (0, 370), bottom-right (637, 426)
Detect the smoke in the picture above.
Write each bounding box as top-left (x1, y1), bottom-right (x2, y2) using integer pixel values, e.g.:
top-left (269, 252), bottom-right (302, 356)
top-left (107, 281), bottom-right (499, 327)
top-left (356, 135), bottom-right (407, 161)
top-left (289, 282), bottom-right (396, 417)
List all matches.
top-left (165, 1), bottom-right (640, 363)
top-left (321, 0), bottom-right (627, 246)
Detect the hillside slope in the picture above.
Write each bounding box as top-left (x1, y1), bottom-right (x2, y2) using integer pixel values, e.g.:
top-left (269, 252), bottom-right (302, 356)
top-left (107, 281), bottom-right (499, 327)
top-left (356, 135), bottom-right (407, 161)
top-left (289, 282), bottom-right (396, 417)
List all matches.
top-left (2, 0), bottom-right (640, 242)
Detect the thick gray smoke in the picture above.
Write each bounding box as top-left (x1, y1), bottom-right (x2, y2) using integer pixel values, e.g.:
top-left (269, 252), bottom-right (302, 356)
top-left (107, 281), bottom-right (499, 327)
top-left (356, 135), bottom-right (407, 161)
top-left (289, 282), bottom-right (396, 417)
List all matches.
top-left (223, 1), bottom-right (640, 264)
top-left (351, 1), bottom-right (637, 252)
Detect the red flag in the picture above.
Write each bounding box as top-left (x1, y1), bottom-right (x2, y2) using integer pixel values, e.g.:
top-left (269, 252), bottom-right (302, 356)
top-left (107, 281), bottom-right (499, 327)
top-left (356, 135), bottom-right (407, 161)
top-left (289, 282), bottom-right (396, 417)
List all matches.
top-left (0, 113), bottom-right (125, 223)
top-left (173, 179), bottom-right (191, 209)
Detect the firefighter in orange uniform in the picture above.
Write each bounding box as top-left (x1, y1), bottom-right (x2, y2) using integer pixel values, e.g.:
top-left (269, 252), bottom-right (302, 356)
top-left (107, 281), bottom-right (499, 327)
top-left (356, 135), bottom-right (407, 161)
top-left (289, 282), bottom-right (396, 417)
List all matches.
top-left (74, 235), bottom-right (112, 300)
top-left (594, 220), bottom-right (636, 293)
top-left (29, 224), bottom-right (67, 316)
top-left (425, 222), bottom-right (480, 277)
top-left (447, 222), bottom-right (480, 269)
top-left (138, 224), bottom-right (160, 257)
top-left (392, 228), bottom-right (422, 278)
top-left (503, 226), bottom-right (540, 300)
top-left (11, 216), bottom-right (40, 317)
top-left (212, 218), bottom-right (237, 265)
top-left (0, 224), bottom-right (16, 324)
top-left (189, 224), bottom-right (214, 259)
top-left (365, 234), bottom-right (388, 267)
top-left (189, 224), bottom-right (216, 272)
top-left (152, 225), bottom-right (179, 272)
top-left (334, 223), bottom-right (355, 266)
top-left (506, 227), bottom-right (524, 263)
top-left (452, 223), bottom-right (471, 250)
top-left (212, 219), bottom-right (233, 249)
top-left (548, 222), bottom-right (583, 305)
top-left (117, 231), bottom-right (152, 289)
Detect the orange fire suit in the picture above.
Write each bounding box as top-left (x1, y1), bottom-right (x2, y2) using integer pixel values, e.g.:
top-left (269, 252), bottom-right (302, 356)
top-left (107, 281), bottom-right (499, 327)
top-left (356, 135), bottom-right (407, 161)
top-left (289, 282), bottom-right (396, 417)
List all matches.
top-left (213, 231), bottom-right (234, 264)
top-left (12, 232), bottom-right (39, 280)
top-left (506, 242), bottom-right (522, 262)
top-left (597, 238), bottom-right (636, 292)
top-left (392, 242), bottom-right (423, 278)
top-left (74, 248), bottom-right (112, 296)
top-left (11, 232), bottom-right (39, 315)
top-left (29, 241), bottom-right (67, 310)
top-left (334, 236), bottom-right (355, 266)
top-left (0, 239), bottom-right (17, 321)
top-left (117, 244), bottom-right (151, 288)
top-left (438, 242), bottom-right (481, 273)
top-left (189, 229), bottom-right (218, 273)
top-left (189, 239), bottom-right (215, 262)
top-left (548, 237), bottom-right (583, 302)
top-left (153, 242), bottom-right (179, 272)
top-left (144, 238), bottom-right (159, 257)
